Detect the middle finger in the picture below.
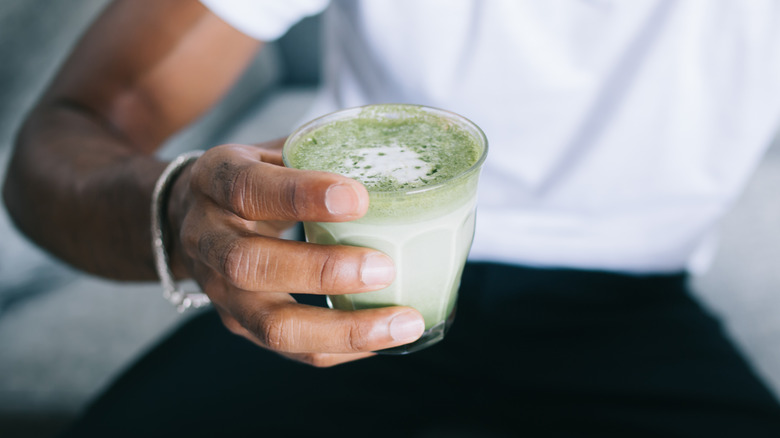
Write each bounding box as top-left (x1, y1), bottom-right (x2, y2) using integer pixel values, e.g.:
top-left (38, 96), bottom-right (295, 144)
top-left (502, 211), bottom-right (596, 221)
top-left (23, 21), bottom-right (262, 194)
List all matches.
top-left (190, 208), bottom-right (395, 294)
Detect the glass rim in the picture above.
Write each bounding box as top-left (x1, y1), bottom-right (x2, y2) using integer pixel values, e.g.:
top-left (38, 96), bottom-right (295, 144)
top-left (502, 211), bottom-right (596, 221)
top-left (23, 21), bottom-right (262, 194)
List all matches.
top-left (282, 103), bottom-right (488, 196)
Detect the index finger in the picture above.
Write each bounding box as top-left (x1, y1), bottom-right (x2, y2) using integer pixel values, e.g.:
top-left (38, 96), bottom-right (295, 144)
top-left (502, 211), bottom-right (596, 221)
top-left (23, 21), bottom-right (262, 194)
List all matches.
top-left (191, 143), bottom-right (369, 222)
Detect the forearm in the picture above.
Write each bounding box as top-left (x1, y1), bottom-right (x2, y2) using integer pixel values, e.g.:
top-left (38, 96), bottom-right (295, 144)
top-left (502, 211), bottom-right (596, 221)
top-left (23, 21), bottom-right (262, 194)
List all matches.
top-left (4, 99), bottom-right (167, 280)
top-left (2, 0), bottom-right (260, 280)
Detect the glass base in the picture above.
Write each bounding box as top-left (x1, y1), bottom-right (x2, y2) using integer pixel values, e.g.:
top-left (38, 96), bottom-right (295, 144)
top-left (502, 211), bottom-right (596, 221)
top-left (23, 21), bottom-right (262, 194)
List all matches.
top-left (375, 306), bottom-right (456, 355)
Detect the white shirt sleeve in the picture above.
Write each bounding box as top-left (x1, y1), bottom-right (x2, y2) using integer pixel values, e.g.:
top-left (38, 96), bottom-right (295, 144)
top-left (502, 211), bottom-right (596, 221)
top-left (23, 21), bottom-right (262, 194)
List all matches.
top-left (200, 0), bottom-right (329, 41)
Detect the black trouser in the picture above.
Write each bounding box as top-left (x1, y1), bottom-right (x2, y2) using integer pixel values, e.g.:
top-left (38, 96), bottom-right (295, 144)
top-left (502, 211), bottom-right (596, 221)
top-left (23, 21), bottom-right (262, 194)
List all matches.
top-left (62, 263), bottom-right (780, 437)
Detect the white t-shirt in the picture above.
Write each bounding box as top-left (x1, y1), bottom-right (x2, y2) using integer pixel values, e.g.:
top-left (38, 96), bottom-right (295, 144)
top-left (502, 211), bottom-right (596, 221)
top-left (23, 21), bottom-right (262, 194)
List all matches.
top-left (201, 0), bottom-right (780, 273)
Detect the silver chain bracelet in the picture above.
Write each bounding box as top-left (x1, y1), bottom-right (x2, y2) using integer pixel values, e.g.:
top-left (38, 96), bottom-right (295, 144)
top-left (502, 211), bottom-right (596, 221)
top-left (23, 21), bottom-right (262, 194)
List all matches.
top-left (151, 150), bottom-right (211, 313)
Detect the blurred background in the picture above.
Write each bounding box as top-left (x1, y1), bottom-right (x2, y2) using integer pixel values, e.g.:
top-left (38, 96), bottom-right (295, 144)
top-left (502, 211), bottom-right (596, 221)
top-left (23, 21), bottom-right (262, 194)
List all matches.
top-left (0, 1), bottom-right (778, 437)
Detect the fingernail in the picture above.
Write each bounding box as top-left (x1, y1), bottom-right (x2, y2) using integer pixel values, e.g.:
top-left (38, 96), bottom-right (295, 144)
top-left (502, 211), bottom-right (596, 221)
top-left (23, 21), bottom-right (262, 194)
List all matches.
top-left (325, 184), bottom-right (360, 215)
top-left (389, 311), bottom-right (425, 343)
top-left (360, 253), bottom-right (395, 286)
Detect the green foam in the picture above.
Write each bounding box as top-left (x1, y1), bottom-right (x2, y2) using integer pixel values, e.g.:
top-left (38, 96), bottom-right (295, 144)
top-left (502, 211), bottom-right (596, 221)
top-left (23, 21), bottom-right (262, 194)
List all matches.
top-left (284, 105), bottom-right (486, 223)
top-left (288, 111), bottom-right (479, 190)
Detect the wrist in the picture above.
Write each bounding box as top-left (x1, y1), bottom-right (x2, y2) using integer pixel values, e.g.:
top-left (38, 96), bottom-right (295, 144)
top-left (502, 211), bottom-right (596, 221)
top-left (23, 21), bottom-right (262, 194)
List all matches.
top-left (164, 153), bottom-right (199, 279)
top-left (151, 150), bottom-right (209, 312)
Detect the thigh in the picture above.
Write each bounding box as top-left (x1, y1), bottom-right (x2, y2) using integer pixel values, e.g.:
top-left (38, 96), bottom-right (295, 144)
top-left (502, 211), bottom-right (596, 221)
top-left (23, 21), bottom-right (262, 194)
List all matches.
top-left (61, 264), bottom-right (780, 437)
top-left (61, 309), bottom-right (465, 437)
top-left (458, 263), bottom-right (780, 437)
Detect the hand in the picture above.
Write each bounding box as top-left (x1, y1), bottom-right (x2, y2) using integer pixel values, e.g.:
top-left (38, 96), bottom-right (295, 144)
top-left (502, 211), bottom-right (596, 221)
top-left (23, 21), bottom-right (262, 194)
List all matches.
top-left (167, 139), bottom-right (425, 367)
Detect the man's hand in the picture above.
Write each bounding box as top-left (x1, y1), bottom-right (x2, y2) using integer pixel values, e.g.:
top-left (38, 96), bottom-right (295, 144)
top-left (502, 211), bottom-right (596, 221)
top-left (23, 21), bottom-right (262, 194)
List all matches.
top-left (1, 0), bottom-right (424, 367)
top-left (168, 141), bottom-right (425, 367)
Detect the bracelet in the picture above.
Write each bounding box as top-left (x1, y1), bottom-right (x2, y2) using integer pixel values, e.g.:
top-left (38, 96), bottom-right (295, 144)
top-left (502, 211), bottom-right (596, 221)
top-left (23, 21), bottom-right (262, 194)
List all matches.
top-left (151, 150), bottom-right (210, 313)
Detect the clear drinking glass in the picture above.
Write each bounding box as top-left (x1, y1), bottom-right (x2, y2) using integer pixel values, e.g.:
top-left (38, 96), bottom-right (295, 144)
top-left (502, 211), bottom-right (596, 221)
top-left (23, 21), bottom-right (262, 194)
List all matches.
top-left (283, 104), bottom-right (488, 354)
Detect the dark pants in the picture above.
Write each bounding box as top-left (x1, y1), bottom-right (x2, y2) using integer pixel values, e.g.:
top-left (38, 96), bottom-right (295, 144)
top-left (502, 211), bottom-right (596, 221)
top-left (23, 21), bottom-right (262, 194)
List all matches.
top-left (62, 263), bottom-right (780, 437)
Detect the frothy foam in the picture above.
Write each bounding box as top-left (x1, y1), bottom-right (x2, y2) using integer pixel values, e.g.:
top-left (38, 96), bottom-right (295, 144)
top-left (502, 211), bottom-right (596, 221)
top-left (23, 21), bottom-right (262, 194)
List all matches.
top-left (339, 144), bottom-right (432, 186)
top-left (286, 105), bottom-right (482, 192)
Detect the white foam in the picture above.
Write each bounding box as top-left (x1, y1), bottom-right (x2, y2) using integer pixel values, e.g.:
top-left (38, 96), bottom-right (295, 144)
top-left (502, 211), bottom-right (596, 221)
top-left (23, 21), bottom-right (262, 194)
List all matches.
top-left (340, 144), bottom-right (431, 185)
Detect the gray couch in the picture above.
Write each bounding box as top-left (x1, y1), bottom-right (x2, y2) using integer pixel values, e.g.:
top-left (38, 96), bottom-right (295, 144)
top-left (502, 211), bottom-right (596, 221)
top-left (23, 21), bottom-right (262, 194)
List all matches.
top-left (1, 1), bottom-right (779, 437)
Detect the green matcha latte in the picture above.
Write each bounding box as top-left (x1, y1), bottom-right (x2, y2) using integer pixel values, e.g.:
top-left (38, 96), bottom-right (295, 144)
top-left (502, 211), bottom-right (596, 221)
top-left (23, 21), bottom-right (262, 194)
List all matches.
top-left (283, 104), bottom-right (488, 354)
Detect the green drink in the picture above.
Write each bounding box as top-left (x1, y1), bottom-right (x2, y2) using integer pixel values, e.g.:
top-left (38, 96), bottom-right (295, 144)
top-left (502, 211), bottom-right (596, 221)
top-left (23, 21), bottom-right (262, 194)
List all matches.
top-left (283, 104), bottom-right (488, 354)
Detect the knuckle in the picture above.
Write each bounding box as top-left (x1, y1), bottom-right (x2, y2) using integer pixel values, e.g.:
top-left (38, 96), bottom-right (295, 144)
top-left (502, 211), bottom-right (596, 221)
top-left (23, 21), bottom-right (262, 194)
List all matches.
top-left (345, 319), bottom-right (370, 352)
top-left (223, 240), bottom-right (273, 291)
top-left (315, 250), bottom-right (356, 293)
top-left (199, 231), bottom-right (275, 291)
top-left (316, 253), bottom-right (338, 291)
top-left (219, 240), bottom-right (250, 287)
top-left (199, 145), bottom-right (257, 218)
top-left (226, 165), bottom-right (252, 217)
top-left (190, 147), bottom-right (224, 191)
top-left (257, 312), bottom-right (293, 351)
top-left (196, 229), bottom-right (221, 263)
top-left (279, 178), bottom-right (302, 219)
